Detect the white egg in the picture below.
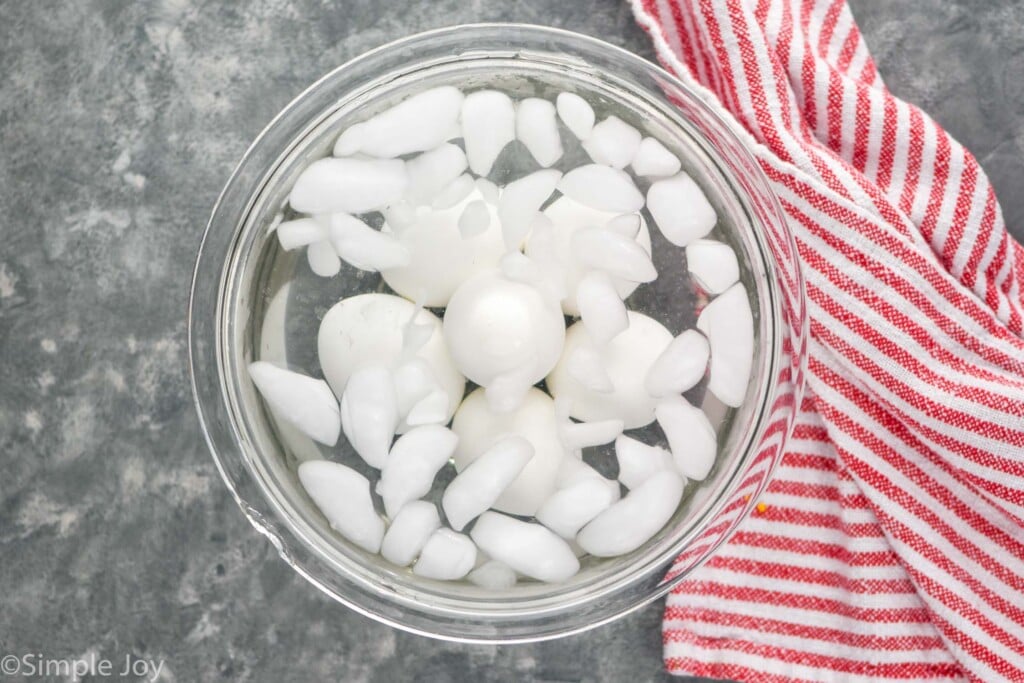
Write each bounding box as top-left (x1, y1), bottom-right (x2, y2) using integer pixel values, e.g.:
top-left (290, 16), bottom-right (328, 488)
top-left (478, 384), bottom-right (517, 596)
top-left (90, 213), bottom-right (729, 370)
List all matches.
top-left (525, 196), bottom-right (652, 315)
top-left (443, 270), bottom-right (565, 388)
top-left (317, 294), bottom-right (465, 428)
top-left (547, 312), bottom-right (674, 429)
top-left (379, 191), bottom-right (505, 307)
top-left (450, 387), bottom-right (569, 516)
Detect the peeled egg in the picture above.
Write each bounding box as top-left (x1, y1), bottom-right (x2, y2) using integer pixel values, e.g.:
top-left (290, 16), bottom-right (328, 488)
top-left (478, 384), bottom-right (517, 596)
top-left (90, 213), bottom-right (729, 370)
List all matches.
top-left (451, 387), bottom-right (569, 516)
top-left (443, 270), bottom-right (565, 389)
top-left (318, 294), bottom-right (465, 427)
top-left (525, 196), bottom-right (652, 315)
top-left (380, 191), bottom-right (505, 307)
top-left (547, 312), bottom-right (673, 429)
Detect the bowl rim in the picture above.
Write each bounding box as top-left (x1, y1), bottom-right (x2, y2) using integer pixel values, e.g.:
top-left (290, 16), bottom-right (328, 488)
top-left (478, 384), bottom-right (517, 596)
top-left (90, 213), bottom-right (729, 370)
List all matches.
top-left (188, 21), bottom-right (805, 643)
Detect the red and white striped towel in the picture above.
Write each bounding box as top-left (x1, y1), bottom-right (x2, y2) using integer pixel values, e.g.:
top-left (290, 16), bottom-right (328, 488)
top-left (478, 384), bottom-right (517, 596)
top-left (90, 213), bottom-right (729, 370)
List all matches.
top-left (629, 1), bottom-right (1024, 680)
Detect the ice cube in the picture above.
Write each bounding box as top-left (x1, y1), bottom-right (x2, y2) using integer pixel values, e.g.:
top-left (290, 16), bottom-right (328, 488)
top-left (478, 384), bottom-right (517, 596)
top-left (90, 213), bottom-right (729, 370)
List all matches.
top-left (605, 213), bottom-right (641, 240)
top-left (559, 418), bottom-right (624, 451)
top-left (614, 435), bottom-right (674, 490)
top-left (406, 389), bottom-right (450, 426)
top-left (247, 361), bottom-right (340, 446)
top-left (556, 92), bottom-right (595, 140)
top-left (468, 560), bottom-right (517, 590)
top-left (644, 329), bottom-right (710, 398)
top-left (696, 283), bottom-right (753, 408)
top-left (393, 357), bottom-right (439, 422)
top-left (413, 528), bottom-right (477, 580)
top-left (547, 313), bottom-right (673, 429)
top-left (382, 202), bottom-right (417, 234)
top-left (498, 169), bottom-right (562, 251)
top-left (380, 500), bottom-right (440, 566)
top-left (475, 177), bottom-right (500, 205)
top-left (536, 477), bottom-right (620, 538)
top-left (332, 86), bottom-right (464, 158)
top-left (290, 157), bottom-right (408, 214)
top-left (557, 165), bottom-right (644, 213)
top-left (442, 435), bottom-right (534, 531)
top-left (458, 199), bottom-right (491, 239)
top-left (516, 97), bottom-right (563, 167)
top-left (306, 239), bottom-right (340, 277)
top-left (647, 172), bottom-right (717, 247)
top-left (576, 271), bottom-right (629, 344)
top-left (565, 346), bottom-right (614, 393)
top-left (631, 137), bottom-right (681, 177)
top-left (686, 239), bottom-right (739, 295)
top-left (328, 213), bottom-right (411, 272)
top-left (582, 115), bottom-right (642, 169)
top-left (298, 461), bottom-right (384, 553)
top-left (576, 470), bottom-right (684, 557)
top-left (656, 396), bottom-right (717, 481)
top-left (340, 365), bottom-right (399, 468)
top-left (431, 173), bottom-right (476, 210)
top-left (376, 424), bottom-right (459, 518)
top-left (277, 217), bottom-right (327, 250)
top-left (462, 90), bottom-right (516, 176)
top-left (571, 227), bottom-right (657, 283)
top-left (404, 143), bottom-right (469, 206)
top-left (470, 512), bottom-right (580, 583)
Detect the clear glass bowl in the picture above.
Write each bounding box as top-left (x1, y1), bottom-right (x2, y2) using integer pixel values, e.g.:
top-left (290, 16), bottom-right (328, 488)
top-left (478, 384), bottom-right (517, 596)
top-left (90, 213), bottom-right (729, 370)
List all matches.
top-left (188, 23), bottom-right (807, 643)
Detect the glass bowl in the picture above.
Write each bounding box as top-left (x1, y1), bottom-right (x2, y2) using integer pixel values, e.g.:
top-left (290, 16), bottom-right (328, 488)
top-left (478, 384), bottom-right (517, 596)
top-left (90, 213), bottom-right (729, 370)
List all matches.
top-left (188, 23), bottom-right (807, 643)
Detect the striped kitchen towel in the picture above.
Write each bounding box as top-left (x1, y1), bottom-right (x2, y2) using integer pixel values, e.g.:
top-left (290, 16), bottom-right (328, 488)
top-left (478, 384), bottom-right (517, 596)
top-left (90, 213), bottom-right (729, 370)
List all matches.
top-left (630, 1), bottom-right (1024, 680)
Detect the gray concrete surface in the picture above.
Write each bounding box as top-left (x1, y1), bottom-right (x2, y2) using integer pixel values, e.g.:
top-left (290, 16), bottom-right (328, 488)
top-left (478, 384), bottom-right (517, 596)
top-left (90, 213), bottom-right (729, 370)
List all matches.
top-left (1, 1), bottom-right (1021, 681)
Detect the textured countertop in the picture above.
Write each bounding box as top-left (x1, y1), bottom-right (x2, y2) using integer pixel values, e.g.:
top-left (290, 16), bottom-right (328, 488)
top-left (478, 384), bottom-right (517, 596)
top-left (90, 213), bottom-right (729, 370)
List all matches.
top-left (2, 1), bottom-right (1021, 681)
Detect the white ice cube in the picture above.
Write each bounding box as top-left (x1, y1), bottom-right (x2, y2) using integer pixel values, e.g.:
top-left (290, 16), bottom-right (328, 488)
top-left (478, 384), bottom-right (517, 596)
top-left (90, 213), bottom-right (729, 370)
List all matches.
top-left (559, 418), bottom-right (624, 451)
top-left (614, 435), bottom-right (674, 490)
top-left (290, 157), bottom-right (408, 215)
top-left (328, 213), bottom-right (411, 272)
top-left (686, 239), bottom-right (739, 295)
top-left (247, 361), bottom-right (340, 446)
top-left (306, 239), bottom-right (340, 277)
top-left (332, 86), bottom-right (464, 158)
top-left (516, 97), bottom-right (563, 167)
top-left (631, 137), bottom-right (681, 177)
top-left (605, 213), bottom-right (641, 240)
top-left (470, 512), bottom-right (580, 583)
top-left (298, 460), bottom-right (384, 553)
top-left (431, 173), bottom-right (475, 210)
top-left (556, 92), bottom-right (595, 140)
top-left (340, 365), bottom-right (399, 468)
top-left (498, 169), bottom-right (562, 251)
top-left (393, 358), bottom-right (439, 422)
top-left (404, 143), bottom-right (469, 206)
top-left (405, 390), bottom-right (450, 426)
top-left (442, 435), bottom-right (534, 531)
top-left (462, 90), bottom-right (516, 176)
top-left (277, 217), bottom-right (327, 250)
top-left (644, 329), bottom-right (710, 398)
top-left (376, 424), bottom-right (458, 517)
top-left (380, 500), bottom-right (440, 566)
top-left (413, 528), bottom-right (477, 581)
top-left (696, 282), bottom-right (753, 408)
top-left (577, 470), bottom-right (684, 557)
top-left (576, 271), bottom-right (629, 344)
top-left (475, 177), bottom-right (500, 205)
top-left (458, 199), bottom-right (491, 239)
top-left (656, 396), bottom-right (717, 481)
top-left (647, 172), bottom-right (717, 247)
top-left (582, 115), bottom-right (641, 169)
top-left (536, 477), bottom-right (620, 539)
top-left (468, 560), bottom-right (517, 590)
top-left (571, 227), bottom-right (657, 283)
top-left (557, 165), bottom-right (644, 213)
top-left (382, 202), bottom-right (417, 234)
top-left (565, 346), bottom-right (614, 393)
